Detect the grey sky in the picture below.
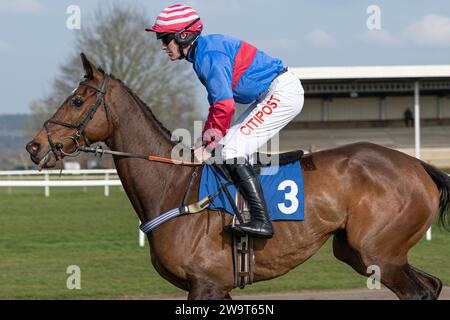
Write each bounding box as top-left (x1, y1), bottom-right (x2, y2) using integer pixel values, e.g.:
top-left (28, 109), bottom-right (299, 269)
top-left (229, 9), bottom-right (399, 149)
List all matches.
top-left (0, 0), bottom-right (449, 115)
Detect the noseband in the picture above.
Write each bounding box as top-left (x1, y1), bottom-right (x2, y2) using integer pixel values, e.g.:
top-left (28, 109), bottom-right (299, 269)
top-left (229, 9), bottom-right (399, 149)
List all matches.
top-left (43, 74), bottom-right (110, 160)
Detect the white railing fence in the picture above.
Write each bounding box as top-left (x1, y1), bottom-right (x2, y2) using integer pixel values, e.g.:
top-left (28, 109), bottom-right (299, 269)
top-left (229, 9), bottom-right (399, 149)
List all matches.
top-left (0, 169), bottom-right (120, 197)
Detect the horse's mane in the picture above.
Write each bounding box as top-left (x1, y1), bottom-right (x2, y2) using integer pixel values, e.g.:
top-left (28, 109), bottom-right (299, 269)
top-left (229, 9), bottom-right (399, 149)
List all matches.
top-left (98, 68), bottom-right (173, 139)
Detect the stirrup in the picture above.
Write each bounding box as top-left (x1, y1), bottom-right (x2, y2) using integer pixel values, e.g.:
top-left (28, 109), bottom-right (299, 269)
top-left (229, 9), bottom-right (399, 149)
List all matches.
top-left (224, 214), bottom-right (245, 236)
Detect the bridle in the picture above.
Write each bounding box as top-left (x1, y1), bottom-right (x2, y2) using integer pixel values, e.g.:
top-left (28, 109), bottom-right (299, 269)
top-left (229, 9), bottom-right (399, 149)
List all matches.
top-left (43, 73), bottom-right (110, 160)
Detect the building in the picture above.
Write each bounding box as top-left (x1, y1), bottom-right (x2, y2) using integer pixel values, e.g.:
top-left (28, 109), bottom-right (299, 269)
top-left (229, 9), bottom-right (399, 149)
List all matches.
top-left (278, 65), bottom-right (450, 168)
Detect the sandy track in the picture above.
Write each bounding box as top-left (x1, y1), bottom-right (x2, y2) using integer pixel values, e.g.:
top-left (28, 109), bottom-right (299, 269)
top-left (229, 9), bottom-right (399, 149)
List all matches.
top-left (233, 286), bottom-right (450, 300)
top-left (120, 286), bottom-right (450, 300)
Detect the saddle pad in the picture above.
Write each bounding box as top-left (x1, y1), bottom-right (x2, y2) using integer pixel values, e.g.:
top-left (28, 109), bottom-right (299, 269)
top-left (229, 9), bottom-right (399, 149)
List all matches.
top-left (198, 161), bottom-right (304, 221)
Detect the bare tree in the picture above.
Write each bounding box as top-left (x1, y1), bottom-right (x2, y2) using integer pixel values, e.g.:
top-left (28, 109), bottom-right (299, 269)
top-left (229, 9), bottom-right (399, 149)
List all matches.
top-left (29, 2), bottom-right (201, 135)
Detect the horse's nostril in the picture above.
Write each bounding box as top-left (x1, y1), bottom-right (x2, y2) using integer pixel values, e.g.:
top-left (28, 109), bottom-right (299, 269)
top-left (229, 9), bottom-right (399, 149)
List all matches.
top-left (26, 141), bottom-right (40, 154)
top-left (31, 143), bottom-right (40, 152)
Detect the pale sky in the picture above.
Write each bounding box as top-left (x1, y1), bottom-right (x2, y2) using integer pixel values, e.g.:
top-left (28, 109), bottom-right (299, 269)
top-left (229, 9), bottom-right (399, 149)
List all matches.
top-left (0, 0), bottom-right (450, 115)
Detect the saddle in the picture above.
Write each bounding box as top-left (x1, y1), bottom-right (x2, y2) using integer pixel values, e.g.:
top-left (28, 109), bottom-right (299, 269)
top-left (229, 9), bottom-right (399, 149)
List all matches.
top-left (215, 149), bottom-right (305, 182)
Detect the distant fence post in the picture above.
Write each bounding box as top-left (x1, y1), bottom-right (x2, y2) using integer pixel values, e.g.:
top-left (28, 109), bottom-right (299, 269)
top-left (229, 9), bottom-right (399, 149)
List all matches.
top-left (139, 221), bottom-right (145, 247)
top-left (104, 172), bottom-right (110, 197)
top-left (44, 172), bottom-right (50, 197)
top-left (426, 228), bottom-right (432, 241)
top-left (7, 175), bottom-right (11, 194)
top-left (83, 174), bottom-right (87, 193)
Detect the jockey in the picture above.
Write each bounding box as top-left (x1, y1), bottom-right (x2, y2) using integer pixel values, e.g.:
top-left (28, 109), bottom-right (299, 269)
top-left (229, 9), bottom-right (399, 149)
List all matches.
top-left (146, 4), bottom-right (304, 239)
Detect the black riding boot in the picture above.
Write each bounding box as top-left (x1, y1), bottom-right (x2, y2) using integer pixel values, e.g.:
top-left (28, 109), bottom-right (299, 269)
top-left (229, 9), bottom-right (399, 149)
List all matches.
top-left (224, 158), bottom-right (274, 239)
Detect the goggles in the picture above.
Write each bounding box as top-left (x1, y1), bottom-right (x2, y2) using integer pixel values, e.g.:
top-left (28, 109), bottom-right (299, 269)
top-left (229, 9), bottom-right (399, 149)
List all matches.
top-left (158, 33), bottom-right (175, 45)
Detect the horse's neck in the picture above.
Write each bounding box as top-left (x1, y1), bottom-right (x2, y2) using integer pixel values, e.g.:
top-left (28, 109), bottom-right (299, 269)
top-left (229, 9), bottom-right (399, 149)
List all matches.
top-left (106, 85), bottom-right (190, 222)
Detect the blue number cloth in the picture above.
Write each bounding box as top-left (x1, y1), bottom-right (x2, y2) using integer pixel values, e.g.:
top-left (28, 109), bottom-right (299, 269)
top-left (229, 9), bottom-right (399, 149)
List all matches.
top-left (198, 161), bottom-right (304, 221)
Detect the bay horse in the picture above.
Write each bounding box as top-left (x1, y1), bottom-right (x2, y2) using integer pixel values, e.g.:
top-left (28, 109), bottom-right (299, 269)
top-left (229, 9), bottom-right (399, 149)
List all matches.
top-left (26, 53), bottom-right (450, 300)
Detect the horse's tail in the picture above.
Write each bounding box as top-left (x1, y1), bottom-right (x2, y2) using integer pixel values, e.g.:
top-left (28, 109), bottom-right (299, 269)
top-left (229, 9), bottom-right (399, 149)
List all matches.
top-left (420, 161), bottom-right (450, 232)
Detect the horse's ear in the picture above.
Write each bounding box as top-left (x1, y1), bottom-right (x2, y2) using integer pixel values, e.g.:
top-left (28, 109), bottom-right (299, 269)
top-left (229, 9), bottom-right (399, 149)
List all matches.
top-left (80, 52), bottom-right (97, 80)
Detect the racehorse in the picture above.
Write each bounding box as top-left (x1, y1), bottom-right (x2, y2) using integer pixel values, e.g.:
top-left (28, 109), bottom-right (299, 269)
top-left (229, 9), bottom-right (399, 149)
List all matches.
top-left (26, 53), bottom-right (450, 300)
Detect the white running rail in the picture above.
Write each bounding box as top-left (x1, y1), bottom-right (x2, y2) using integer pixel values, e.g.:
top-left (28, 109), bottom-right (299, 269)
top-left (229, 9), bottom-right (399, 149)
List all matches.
top-left (0, 169), bottom-right (120, 197)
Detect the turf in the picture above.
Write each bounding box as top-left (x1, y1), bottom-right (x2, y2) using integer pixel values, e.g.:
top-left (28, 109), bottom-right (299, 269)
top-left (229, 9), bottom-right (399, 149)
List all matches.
top-left (1, 187), bottom-right (449, 299)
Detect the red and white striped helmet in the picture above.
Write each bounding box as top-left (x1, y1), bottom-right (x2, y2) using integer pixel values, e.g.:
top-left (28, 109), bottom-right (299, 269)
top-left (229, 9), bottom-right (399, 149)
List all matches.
top-left (145, 4), bottom-right (203, 34)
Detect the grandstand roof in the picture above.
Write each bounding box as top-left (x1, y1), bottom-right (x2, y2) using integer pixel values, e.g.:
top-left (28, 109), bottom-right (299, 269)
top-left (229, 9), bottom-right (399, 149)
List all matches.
top-left (290, 65), bottom-right (450, 81)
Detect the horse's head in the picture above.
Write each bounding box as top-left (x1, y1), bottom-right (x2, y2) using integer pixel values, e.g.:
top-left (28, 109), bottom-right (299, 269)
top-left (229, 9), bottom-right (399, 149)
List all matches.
top-left (26, 53), bottom-right (112, 170)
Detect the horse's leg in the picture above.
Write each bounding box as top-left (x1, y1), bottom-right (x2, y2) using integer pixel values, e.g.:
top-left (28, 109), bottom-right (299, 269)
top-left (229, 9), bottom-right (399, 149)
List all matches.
top-left (333, 234), bottom-right (437, 300)
top-left (333, 230), bottom-right (367, 275)
top-left (333, 231), bottom-right (438, 300)
top-left (187, 277), bottom-right (229, 300)
top-left (381, 263), bottom-right (440, 300)
top-left (408, 265), bottom-right (442, 298)
top-left (224, 293), bottom-right (233, 300)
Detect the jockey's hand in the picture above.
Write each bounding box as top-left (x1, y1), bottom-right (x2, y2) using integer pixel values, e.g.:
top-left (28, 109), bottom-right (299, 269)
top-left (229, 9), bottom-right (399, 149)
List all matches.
top-left (194, 147), bottom-right (211, 163)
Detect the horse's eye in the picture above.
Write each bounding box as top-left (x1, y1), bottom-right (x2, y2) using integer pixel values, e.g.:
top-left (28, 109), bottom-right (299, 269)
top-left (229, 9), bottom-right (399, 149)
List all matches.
top-left (71, 96), bottom-right (84, 108)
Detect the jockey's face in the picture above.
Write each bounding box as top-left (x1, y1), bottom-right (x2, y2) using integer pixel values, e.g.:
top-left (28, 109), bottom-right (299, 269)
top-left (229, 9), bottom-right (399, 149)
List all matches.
top-left (161, 36), bottom-right (181, 61)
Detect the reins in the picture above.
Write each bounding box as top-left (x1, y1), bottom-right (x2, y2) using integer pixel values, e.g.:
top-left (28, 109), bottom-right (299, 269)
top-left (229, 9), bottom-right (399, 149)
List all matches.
top-left (79, 145), bottom-right (202, 166)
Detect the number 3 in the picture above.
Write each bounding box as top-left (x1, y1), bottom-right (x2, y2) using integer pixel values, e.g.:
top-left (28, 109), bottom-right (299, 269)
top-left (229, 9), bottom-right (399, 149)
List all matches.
top-left (277, 180), bottom-right (299, 214)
